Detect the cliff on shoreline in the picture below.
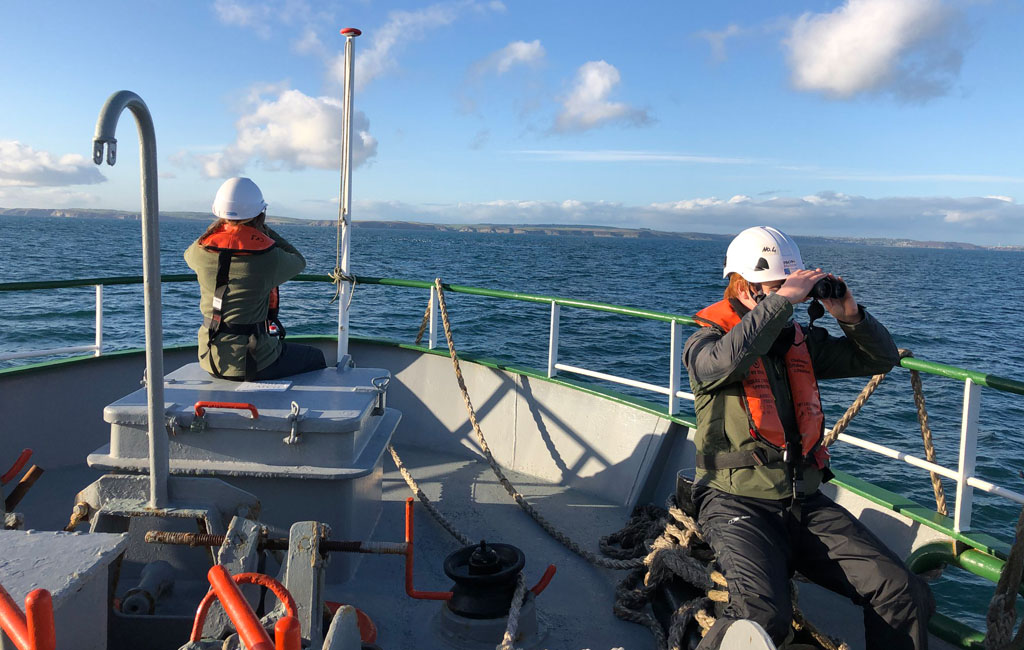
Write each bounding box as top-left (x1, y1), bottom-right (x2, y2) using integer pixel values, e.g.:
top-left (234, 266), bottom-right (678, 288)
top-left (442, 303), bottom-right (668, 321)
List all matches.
top-left (2, 207), bottom-right (1019, 251)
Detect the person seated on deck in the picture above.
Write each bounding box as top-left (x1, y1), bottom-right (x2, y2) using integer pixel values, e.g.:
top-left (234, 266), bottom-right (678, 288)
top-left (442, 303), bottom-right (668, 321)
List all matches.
top-left (184, 177), bottom-right (326, 381)
top-left (683, 226), bottom-right (934, 650)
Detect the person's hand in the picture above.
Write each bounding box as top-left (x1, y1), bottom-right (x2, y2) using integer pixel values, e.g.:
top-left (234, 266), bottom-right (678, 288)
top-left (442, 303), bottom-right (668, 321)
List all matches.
top-left (776, 269), bottom-right (827, 304)
top-left (822, 274), bottom-right (860, 324)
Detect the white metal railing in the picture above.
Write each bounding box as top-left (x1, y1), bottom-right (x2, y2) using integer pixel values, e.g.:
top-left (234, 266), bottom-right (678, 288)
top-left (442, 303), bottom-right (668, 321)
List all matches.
top-left (0, 285), bottom-right (103, 363)
top-left (423, 295), bottom-right (695, 413)
top-left (5, 278), bottom-right (1022, 534)
top-left (422, 293), bottom-right (1019, 533)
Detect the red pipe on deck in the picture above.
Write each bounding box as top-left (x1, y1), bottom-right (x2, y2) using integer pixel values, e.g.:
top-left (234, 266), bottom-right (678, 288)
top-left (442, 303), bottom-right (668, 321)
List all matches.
top-left (193, 402), bottom-right (259, 419)
top-left (403, 497), bottom-right (453, 601)
top-left (529, 564), bottom-right (557, 596)
top-left (1, 449), bottom-right (31, 486)
top-left (191, 567), bottom-right (298, 648)
top-left (274, 616), bottom-right (301, 650)
top-left (206, 566), bottom-right (272, 650)
top-left (0, 585), bottom-right (55, 650)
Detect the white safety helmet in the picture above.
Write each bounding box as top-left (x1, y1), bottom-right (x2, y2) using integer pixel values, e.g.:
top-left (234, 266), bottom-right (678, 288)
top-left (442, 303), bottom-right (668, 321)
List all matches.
top-left (722, 226), bottom-right (804, 283)
top-left (212, 177), bottom-right (267, 221)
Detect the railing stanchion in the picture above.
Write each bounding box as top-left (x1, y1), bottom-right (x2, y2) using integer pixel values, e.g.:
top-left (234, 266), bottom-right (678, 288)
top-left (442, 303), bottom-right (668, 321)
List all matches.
top-left (669, 319), bottom-right (682, 415)
top-left (954, 378), bottom-right (981, 532)
top-left (94, 284), bottom-right (103, 357)
top-left (428, 286), bottom-right (438, 350)
top-left (548, 302), bottom-right (560, 378)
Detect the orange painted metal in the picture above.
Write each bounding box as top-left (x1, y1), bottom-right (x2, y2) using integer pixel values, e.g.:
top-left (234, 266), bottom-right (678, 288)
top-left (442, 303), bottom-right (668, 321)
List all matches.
top-left (1, 449), bottom-right (31, 486)
top-left (529, 564), bottom-right (557, 596)
top-left (403, 497), bottom-right (453, 601)
top-left (0, 584), bottom-right (55, 650)
top-left (191, 567), bottom-right (298, 648)
top-left (24, 591), bottom-right (55, 650)
top-left (206, 566), bottom-right (273, 650)
top-left (274, 616), bottom-right (301, 650)
top-left (0, 584), bottom-right (30, 650)
top-left (325, 602), bottom-right (377, 643)
top-left (193, 401), bottom-right (259, 419)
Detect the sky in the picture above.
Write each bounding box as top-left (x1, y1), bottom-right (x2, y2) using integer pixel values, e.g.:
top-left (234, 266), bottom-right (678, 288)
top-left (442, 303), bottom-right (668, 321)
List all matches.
top-left (2, 0), bottom-right (1024, 245)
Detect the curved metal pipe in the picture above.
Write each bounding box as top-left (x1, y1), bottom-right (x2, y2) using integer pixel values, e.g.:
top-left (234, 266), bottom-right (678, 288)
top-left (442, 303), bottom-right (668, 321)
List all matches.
top-left (92, 90), bottom-right (167, 509)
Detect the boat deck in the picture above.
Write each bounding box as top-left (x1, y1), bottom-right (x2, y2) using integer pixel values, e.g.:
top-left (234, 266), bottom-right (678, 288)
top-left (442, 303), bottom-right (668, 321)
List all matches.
top-left (12, 447), bottom-right (960, 650)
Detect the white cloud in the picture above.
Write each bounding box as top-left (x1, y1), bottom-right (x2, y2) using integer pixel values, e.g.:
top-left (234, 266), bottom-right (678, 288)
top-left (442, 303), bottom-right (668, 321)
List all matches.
top-left (697, 24), bottom-right (742, 62)
top-left (198, 87), bottom-right (377, 178)
top-left (0, 141), bottom-right (106, 188)
top-left (0, 186), bottom-right (102, 207)
top-left (212, 0), bottom-right (274, 38)
top-left (555, 61), bottom-right (650, 132)
top-left (785, 0), bottom-right (965, 100)
top-left (293, 26), bottom-right (326, 57)
top-left (340, 1), bottom-right (502, 90)
top-left (472, 40), bottom-right (545, 77)
top-left (515, 149), bottom-right (756, 165)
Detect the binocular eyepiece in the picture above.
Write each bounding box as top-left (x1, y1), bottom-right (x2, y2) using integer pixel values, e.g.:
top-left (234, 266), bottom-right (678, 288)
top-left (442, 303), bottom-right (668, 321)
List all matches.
top-left (810, 277), bottom-right (847, 300)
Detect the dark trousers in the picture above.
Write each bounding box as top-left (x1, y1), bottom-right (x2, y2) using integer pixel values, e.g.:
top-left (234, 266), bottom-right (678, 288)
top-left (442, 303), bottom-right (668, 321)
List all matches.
top-left (694, 488), bottom-right (933, 650)
top-left (255, 342), bottom-right (327, 380)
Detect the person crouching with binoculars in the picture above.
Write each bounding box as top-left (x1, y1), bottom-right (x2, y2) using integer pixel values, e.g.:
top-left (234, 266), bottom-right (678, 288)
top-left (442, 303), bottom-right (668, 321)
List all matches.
top-left (683, 226), bottom-right (934, 650)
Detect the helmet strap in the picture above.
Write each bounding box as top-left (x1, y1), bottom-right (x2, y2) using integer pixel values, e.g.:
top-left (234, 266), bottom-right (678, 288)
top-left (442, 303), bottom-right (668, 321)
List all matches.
top-left (749, 282), bottom-right (768, 304)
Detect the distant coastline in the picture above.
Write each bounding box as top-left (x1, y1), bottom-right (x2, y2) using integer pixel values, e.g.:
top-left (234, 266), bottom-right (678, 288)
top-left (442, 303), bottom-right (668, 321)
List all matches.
top-left (2, 207), bottom-right (1021, 252)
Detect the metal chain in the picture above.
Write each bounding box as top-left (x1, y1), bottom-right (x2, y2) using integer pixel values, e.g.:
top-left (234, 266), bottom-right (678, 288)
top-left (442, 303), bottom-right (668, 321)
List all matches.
top-left (432, 278), bottom-right (641, 571)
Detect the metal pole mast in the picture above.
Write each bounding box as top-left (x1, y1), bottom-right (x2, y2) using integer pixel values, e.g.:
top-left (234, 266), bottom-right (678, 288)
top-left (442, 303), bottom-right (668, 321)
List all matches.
top-left (337, 27), bottom-right (360, 362)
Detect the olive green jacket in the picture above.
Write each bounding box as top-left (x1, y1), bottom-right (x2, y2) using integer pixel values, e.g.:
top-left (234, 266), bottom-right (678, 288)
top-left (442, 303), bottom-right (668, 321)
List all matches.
top-left (682, 293), bottom-right (900, 500)
top-left (184, 227), bottom-right (305, 378)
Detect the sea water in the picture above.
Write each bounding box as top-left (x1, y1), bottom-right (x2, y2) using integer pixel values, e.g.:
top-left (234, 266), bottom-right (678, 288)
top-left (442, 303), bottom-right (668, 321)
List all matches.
top-left (2, 215), bottom-right (1023, 630)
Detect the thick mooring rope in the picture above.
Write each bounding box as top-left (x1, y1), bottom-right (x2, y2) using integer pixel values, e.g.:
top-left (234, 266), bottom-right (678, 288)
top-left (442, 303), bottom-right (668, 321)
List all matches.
top-left (605, 497), bottom-right (853, 650)
top-left (387, 443), bottom-right (472, 547)
top-left (821, 348), bottom-right (947, 516)
top-left (985, 506), bottom-right (1024, 650)
top-left (432, 278), bottom-right (641, 571)
top-left (497, 572), bottom-right (528, 650)
top-left (414, 297), bottom-right (431, 346)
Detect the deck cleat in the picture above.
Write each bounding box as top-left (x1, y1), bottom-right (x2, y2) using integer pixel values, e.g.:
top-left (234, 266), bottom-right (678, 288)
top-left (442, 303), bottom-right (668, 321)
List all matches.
top-left (435, 540), bottom-right (545, 649)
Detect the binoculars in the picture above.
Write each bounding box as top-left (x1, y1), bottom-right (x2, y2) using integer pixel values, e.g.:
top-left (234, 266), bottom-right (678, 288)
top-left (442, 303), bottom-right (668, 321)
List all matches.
top-left (809, 277), bottom-right (847, 300)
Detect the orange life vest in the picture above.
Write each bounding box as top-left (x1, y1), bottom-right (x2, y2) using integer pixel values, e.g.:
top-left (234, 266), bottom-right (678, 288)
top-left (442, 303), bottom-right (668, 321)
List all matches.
top-left (199, 224), bottom-right (284, 381)
top-left (695, 299), bottom-right (825, 460)
top-left (200, 223), bottom-right (275, 252)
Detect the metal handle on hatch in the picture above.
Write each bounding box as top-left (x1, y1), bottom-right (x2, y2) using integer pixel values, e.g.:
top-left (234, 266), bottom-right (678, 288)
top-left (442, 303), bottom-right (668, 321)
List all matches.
top-left (193, 402), bottom-right (259, 419)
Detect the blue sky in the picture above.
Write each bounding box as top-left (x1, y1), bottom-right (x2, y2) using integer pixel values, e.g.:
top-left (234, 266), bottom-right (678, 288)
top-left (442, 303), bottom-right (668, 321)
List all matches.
top-left (2, 0), bottom-right (1024, 245)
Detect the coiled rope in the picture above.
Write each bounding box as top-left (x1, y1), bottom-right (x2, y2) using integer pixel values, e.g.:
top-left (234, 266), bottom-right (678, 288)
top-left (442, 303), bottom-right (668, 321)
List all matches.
top-left (604, 496), bottom-right (850, 650)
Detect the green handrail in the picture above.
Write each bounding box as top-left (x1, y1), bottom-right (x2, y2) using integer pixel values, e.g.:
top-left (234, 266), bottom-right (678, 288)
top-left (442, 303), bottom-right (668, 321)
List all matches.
top-left (3, 273), bottom-right (1024, 396)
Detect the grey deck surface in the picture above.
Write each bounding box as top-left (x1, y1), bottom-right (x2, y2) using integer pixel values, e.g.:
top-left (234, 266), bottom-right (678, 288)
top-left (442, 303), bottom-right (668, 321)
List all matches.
top-left (328, 443), bottom-right (655, 650)
top-left (14, 458), bottom-right (962, 650)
